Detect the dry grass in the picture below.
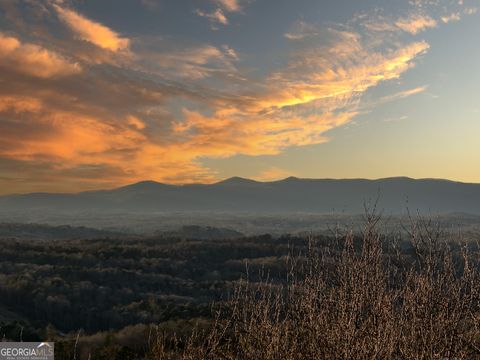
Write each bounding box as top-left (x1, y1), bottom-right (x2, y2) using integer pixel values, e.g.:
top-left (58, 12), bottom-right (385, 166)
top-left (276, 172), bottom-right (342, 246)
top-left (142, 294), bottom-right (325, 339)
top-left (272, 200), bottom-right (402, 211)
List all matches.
top-left (147, 212), bottom-right (480, 359)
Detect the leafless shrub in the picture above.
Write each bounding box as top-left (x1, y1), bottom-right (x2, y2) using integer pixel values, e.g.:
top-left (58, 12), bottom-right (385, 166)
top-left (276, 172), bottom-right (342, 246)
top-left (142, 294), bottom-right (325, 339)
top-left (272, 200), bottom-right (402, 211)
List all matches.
top-left (148, 212), bottom-right (480, 359)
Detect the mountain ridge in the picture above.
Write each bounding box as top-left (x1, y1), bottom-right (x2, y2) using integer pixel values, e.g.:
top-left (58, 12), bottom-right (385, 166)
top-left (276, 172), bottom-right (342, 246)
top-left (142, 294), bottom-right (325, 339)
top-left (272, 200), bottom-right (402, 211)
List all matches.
top-left (3, 176), bottom-right (478, 197)
top-left (1, 176), bottom-right (480, 214)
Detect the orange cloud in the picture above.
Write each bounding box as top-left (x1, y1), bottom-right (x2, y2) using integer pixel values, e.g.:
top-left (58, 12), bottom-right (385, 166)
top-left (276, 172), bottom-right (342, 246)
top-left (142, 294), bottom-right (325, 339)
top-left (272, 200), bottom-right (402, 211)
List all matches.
top-left (0, 96), bottom-right (43, 113)
top-left (257, 37), bottom-right (429, 112)
top-left (0, 93), bottom-right (217, 188)
top-left (215, 0), bottom-right (242, 12)
top-left (0, 32), bottom-right (81, 78)
top-left (54, 5), bottom-right (130, 52)
top-left (127, 116), bottom-right (146, 130)
top-left (0, 96), bottom-right (142, 162)
top-left (173, 109), bottom-right (356, 158)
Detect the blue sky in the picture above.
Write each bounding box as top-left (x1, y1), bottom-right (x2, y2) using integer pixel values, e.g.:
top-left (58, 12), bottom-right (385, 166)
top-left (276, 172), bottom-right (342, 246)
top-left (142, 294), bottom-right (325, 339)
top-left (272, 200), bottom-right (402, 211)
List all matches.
top-left (0, 0), bottom-right (479, 193)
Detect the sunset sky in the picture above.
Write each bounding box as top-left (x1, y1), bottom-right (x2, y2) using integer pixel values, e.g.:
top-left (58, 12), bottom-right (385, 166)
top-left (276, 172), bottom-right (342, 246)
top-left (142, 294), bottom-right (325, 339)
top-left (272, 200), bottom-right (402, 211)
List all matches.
top-left (0, 0), bottom-right (479, 194)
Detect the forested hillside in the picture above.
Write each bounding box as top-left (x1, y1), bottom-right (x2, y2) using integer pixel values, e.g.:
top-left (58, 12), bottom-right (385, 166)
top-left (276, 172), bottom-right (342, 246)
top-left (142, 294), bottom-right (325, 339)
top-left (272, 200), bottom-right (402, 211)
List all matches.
top-left (1, 217), bottom-right (479, 359)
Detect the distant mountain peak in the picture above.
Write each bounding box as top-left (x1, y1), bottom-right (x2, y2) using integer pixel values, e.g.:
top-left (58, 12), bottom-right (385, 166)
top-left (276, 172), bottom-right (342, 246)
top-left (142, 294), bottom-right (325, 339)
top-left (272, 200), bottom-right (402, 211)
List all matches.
top-left (119, 180), bottom-right (169, 190)
top-left (215, 177), bottom-right (259, 185)
top-left (279, 176), bottom-right (300, 182)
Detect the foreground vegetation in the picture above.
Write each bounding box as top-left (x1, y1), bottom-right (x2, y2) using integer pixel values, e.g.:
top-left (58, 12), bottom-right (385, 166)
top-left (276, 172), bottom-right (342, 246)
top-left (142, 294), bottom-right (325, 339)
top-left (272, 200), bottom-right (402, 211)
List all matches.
top-left (1, 214), bottom-right (480, 359)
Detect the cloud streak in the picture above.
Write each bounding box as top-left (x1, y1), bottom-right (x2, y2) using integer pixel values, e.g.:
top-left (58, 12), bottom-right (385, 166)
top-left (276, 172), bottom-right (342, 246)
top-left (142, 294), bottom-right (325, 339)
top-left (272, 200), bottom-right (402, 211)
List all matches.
top-left (379, 86), bottom-right (428, 103)
top-left (54, 4), bottom-right (130, 52)
top-left (395, 14), bottom-right (437, 34)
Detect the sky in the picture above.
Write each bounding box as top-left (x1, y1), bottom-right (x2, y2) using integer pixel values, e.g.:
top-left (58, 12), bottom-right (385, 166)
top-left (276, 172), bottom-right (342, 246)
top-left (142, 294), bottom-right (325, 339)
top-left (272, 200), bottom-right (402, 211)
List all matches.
top-left (0, 0), bottom-right (479, 194)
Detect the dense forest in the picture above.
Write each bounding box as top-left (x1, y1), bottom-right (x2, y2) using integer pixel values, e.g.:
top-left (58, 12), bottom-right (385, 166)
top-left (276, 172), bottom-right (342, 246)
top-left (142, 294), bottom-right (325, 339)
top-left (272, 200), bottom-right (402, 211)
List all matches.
top-left (0, 231), bottom-right (304, 354)
top-left (1, 217), bottom-right (479, 359)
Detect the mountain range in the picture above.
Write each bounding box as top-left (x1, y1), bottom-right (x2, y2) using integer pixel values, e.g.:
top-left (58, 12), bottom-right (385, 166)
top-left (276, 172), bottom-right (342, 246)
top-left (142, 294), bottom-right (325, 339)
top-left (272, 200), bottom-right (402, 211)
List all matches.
top-left (1, 177), bottom-right (480, 215)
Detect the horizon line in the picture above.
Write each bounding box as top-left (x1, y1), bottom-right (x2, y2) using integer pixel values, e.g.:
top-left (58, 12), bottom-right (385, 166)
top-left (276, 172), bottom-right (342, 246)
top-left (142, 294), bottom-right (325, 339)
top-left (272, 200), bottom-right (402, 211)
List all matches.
top-left (2, 175), bottom-right (479, 197)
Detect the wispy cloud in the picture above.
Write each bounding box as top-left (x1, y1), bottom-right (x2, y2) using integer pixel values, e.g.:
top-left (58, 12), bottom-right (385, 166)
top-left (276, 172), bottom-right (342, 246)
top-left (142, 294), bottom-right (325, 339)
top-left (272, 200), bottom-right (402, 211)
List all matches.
top-left (284, 21), bottom-right (322, 40)
top-left (53, 4), bottom-right (130, 52)
top-left (266, 30), bottom-right (429, 111)
top-left (170, 32), bottom-right (429, 161)
top-left (380, 86), bottom-right (428, 103)
top-left (215, 0), bottom-right (242, 13)
top-left (383, 115), bottom-right (409, 123)
top-left (140, 43), bottom-right (239, 80)
top-left (358, 0), bottom-right (478, 35)
top-left (195, 8), bottom-right (229, 26)
top-left (359, 13), bottom-right (439, 35)
top-left (196, 0), bottom-right (250, 28)
top-left (441, 12), bottom-right (461, 23)
top-left (464, 7), bottom-right (478, 15)
top-left (395, 14), bottom-right (437, 34)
